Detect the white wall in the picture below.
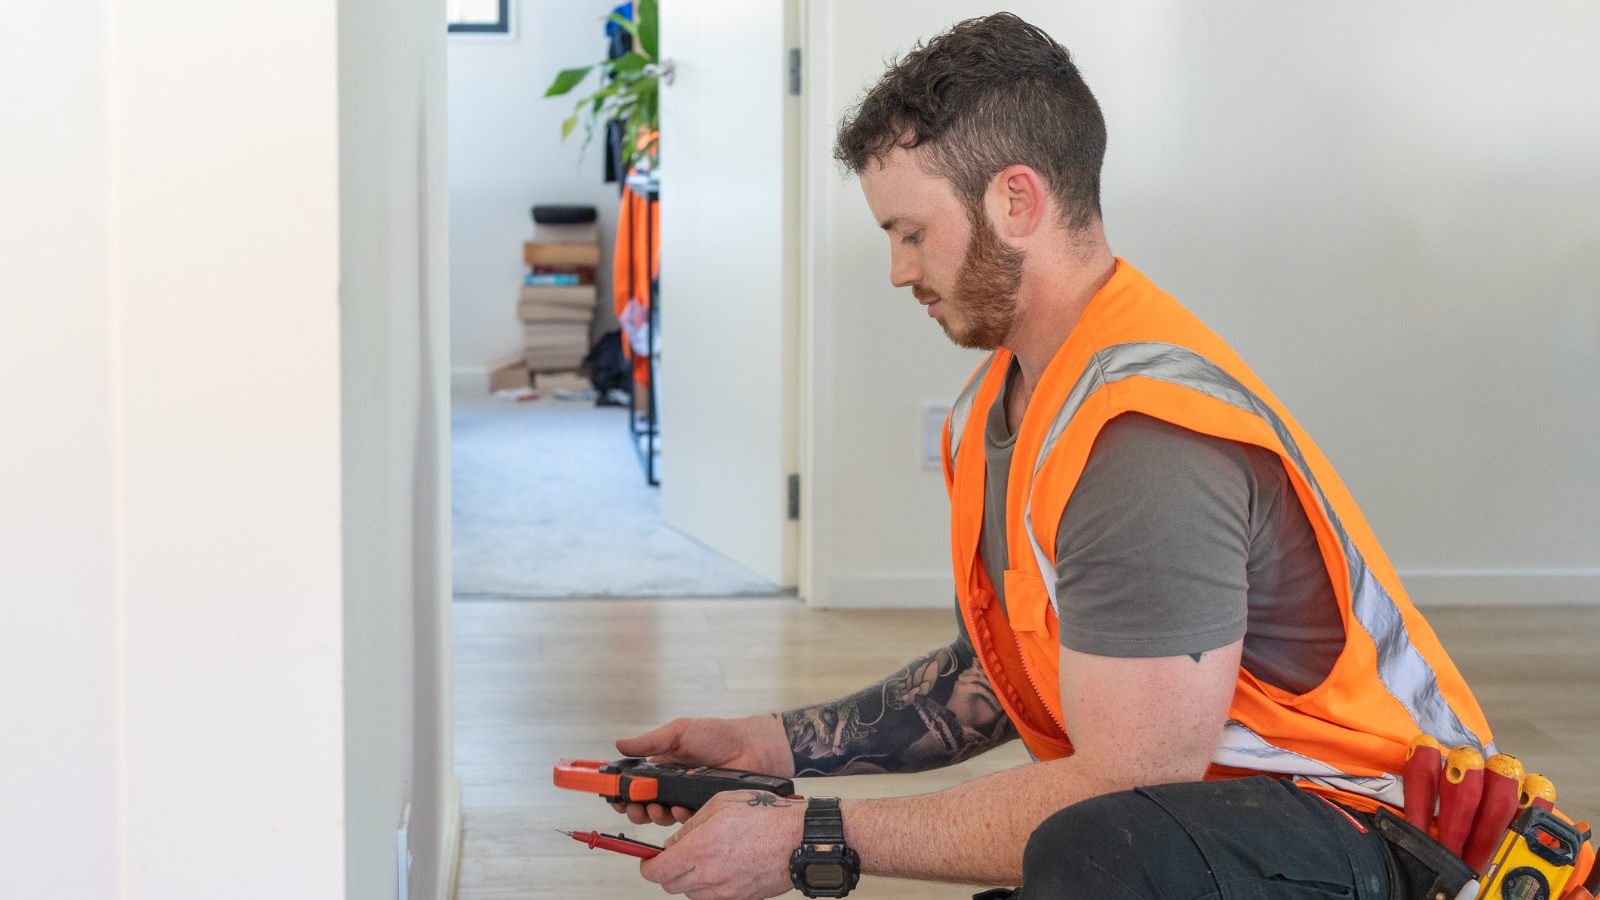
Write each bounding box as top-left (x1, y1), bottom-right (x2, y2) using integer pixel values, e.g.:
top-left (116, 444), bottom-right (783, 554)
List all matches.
top-left (802, 1), bottom-right (1600, 607)
top-left (449, 0), bottom-right (628, 377)
top-left (658, 0), bottom-right (799, 587)
top-left (0, 0), bottom-right (454, 896)
top-left (341, 0), bottom-right (458, 897)
top-left (1, 4), bottom-right (124, 897)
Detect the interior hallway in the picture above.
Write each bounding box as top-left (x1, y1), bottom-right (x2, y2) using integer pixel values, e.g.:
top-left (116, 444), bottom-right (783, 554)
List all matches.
top-left (453, 600), bottom-right (1600, 900)
top-left (451, 390), bottom-right (780, 598)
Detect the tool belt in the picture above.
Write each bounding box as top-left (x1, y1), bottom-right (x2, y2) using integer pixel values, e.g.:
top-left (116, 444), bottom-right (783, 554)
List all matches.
top-left (1397, 736), bottom-right (1593, 900)
top-left (1375, 807), bottom-right (1480, 900)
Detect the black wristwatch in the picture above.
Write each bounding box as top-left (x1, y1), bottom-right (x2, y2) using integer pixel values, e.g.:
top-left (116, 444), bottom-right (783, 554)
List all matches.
top-left (789, 797), bottom-right (861, 898)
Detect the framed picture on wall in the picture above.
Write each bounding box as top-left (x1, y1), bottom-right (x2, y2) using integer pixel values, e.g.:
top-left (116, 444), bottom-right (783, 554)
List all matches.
top-left (448, 0), bottom-right (510, 34)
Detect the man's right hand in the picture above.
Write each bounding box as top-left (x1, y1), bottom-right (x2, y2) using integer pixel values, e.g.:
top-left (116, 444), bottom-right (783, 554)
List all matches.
top-left (612, 715), bottom-right (794, 826)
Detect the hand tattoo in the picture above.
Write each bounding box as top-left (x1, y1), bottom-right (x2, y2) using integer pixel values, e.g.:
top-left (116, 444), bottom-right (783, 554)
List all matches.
top-left (779, 637), bottom-right (1016, 777)
top-left (740, 791), bottom-right (800, 808)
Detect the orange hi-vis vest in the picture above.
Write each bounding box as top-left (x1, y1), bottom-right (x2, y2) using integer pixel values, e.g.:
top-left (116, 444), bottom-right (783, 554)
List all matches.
top-left (942, 259), bottom-right (1494, 813)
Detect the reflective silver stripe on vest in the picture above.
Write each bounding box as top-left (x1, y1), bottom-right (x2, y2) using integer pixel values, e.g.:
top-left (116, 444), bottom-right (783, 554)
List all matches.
top-left (947, 352), bottom-right (998, 472)
top-left (1216, 721), bottom-right (1407, 807)
top-left (1022, 341), bottom-right (1485, 756)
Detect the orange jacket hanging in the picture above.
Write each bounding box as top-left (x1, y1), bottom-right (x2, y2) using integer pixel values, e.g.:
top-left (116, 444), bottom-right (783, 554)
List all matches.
top-left (942, 259), bottom-right (1494, 814)
top-left (612, 183), bottom-right (660, 387)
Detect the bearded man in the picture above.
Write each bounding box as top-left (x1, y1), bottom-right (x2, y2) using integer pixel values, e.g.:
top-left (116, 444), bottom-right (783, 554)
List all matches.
top-left (608, 13), bottom-right (1492, 900)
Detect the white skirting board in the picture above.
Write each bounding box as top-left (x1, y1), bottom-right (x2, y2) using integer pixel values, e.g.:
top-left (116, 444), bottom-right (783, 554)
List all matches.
top-left (437, 776), bottom-right (463, 900)
top-left (815, 571), bottom-right (1600, 609)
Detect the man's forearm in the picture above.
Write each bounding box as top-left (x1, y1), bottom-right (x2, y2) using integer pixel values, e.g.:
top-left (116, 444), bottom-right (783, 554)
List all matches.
top-left (839, 755), bottom-right (1119, 886)
top-left (778, 639), bottom-right (1016, 776)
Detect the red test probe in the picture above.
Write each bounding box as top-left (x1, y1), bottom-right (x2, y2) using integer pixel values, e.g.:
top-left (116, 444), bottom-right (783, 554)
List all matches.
top-left (559, 829), bottom-right (663, 860)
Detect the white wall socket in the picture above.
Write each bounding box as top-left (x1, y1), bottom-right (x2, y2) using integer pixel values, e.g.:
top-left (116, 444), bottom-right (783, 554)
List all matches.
top-left (397, 802), bottom-right (412, 900)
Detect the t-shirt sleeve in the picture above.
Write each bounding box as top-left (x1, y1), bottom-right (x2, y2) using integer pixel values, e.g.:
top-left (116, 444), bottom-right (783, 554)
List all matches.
top-left (1054, 413), bottom-right (1252, 658)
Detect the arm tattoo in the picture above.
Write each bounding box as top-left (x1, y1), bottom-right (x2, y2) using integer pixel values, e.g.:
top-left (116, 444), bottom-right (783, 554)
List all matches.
top-left (779, 637), bottom-right (1017, 777)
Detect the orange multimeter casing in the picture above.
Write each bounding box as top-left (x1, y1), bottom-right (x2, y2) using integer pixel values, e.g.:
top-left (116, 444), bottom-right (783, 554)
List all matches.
top-left (554, 757), bottom-right (795, 810)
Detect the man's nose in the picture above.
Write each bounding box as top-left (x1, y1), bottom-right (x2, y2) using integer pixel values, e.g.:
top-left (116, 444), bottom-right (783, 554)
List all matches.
top-left (889, 248), bottom-right (921, 289)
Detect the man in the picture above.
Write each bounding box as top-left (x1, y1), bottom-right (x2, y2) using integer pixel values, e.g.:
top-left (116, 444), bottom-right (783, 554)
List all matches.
top-left (612, 14), bottom-right (1492, 899)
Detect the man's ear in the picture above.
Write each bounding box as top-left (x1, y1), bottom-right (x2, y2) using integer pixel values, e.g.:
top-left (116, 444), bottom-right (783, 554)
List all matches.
top-left (987, 164), bottom-right (1048, 240)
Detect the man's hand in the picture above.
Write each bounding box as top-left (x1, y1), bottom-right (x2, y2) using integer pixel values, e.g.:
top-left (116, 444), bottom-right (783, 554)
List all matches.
top-left (639, 791), bottom-right (805, 900)
top-left (613, 715), bottom-right (793, 826)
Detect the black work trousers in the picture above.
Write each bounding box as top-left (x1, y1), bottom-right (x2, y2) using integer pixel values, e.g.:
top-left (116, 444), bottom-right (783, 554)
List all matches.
top-left (1015, 777), bottom-right (1393, 900)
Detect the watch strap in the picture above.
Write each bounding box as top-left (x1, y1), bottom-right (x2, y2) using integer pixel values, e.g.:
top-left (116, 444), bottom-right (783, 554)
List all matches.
top-left (803, 797), bottom-right (846, 843)
top-left (792, 797), bottom-right (858, 898)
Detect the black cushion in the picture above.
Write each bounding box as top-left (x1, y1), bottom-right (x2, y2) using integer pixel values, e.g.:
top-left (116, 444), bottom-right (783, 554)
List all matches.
top-left (532, 205), bottom-right (598, 224)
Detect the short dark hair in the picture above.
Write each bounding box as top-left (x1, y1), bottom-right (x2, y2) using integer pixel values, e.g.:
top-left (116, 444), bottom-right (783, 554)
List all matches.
top-left (834, 13), bottom-right (1107, 229)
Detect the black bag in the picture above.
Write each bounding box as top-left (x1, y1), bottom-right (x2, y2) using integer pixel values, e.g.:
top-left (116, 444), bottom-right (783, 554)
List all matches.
top-left (583, 330), bottom-right (632, 396)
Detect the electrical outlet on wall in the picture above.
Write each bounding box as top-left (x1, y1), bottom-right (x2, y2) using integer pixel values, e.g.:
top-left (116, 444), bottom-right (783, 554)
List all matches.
top-left (922, 403), bottom-right (952, 470)
top-left (397, 802), bottom-right (413, 900)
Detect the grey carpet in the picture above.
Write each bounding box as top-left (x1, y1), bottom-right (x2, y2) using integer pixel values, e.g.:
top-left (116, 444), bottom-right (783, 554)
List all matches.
top-left (451, 389), bottom-right (780, 598)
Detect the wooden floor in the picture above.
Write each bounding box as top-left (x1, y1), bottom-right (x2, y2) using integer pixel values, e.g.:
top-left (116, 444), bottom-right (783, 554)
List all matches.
top-left (453, 599), bottom-right (1600, 899)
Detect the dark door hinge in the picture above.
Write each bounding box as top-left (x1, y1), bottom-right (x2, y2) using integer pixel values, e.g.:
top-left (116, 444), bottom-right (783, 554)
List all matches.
top-left (788, 48), bottom-right (802, 96)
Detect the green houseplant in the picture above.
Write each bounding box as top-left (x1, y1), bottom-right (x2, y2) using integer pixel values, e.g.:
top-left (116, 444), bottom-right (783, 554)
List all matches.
top-left (545, 0), bottom-right (660, 169)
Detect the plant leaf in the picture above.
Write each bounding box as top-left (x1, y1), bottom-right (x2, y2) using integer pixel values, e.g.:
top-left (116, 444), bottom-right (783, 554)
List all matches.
top-left (561, 114), bottom-right (578, 139)
top-left (638, 0), bottom-right (659, 61)
top-left (584, 81), bottom-right (622, 103)
top-left (611, 51), bottom-right (647, 75)
top-left (545, 66), bottom-right (594, 97)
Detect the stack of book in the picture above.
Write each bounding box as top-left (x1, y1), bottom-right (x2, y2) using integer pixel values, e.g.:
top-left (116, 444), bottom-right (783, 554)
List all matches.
top-left (520, 221), bottom-right (600, 372)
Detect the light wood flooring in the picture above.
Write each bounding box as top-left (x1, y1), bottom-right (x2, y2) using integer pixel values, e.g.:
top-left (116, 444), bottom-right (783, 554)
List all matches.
top-left (454, 599), bottom-right (1600, 900)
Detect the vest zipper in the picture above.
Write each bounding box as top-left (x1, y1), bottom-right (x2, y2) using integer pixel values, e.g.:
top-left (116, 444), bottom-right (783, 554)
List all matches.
top-left (1014, 631), bottom-right (1068, 735)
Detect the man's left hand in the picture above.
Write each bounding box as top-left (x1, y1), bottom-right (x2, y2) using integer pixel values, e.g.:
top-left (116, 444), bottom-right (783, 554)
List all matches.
top-left (639, 790), bottom-right (806, 900)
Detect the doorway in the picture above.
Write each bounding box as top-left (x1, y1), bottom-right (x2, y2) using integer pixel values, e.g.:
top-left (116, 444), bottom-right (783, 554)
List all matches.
top-left (446, 0), bottom-right (795, 599)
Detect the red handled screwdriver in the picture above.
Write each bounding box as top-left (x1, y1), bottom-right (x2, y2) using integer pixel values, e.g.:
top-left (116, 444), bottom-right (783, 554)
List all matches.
top-left (559, 829), bottom-right (664, 860)
top-left (1462, 753), bottom-right (1524, 873)
top-left (1438, 745), bottom-right (1484, 856)
top-left (1520, 774), bottom-right (1557, 812)
top-left (1403, 734), bottom-right (1445, 831)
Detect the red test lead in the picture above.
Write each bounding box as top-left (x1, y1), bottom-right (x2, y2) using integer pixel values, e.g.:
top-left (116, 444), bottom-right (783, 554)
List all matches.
top-left (559, 829), bottom-right (664, 860)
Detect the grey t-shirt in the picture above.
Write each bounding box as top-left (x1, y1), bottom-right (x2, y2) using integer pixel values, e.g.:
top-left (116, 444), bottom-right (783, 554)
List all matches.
top-left (968, 361), bottom-right (1345, 695)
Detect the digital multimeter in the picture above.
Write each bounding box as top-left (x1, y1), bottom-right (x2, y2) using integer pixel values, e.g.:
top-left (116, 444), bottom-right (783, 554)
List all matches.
top-left (553, 757), bottom-right (797, 810)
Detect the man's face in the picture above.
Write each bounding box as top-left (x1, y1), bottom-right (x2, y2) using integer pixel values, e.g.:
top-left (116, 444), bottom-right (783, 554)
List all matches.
top-left (859, 148), bottom-right (1024, 350)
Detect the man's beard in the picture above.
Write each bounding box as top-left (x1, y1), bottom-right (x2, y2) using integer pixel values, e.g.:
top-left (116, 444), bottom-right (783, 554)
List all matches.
top-left (915, 209), bottom-right (1024, 350)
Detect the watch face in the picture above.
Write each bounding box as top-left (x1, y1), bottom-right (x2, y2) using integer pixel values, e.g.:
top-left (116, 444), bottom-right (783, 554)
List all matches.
top-left (803, 862), bottom-right (848, 890)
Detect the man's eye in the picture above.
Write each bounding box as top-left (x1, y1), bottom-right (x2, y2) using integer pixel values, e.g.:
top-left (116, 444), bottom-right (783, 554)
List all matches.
top-left (901, 232), bottom-right (921, 246)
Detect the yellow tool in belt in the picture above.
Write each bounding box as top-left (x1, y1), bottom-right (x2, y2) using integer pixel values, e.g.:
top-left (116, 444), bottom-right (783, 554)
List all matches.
top-left (1477, 806), bottom-right (1583, 900)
